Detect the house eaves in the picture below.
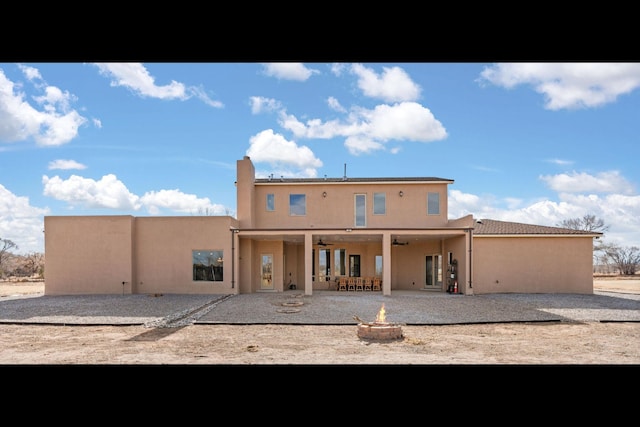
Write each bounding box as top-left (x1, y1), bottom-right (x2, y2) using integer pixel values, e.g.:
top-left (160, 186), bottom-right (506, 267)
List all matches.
top-left (255, 177), bottom-right (454, 185)
top-left (473, 218), bottom-right (603, 238)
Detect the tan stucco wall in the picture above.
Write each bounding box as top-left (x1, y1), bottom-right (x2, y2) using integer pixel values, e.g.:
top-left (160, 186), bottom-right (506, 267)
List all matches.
top-left (237, 237), bottom-right (254, 295)
top-left (284, 242), bottom-right (304, 290)
top-left (472, 236), bottom-right (595, 294)
top-left (236, 156), bottom-right (255, 228)
top-left (134, 216), bottom-right (238, 295)
top-left (250, 182), bottom-right (450, 230)
top-left (44, 215), bottom-right (239, 295)
top-left (391, 240), bottom-right (438, 290)
top-left (44, 216), bottom-right (134, 295)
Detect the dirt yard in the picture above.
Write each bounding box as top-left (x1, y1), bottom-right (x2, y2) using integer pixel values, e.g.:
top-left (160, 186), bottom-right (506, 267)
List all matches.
top-left (0, 279), bottom-right (638, 365)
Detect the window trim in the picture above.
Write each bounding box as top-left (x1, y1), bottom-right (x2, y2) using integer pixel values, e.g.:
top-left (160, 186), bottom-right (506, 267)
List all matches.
top-left (266, 193), bottom-right (275, 211)
top-left (354, 193), bottom-right (366, 227)
top-left (427, 192), bottom-right (440, 215)
top-left (373, 192), bottom-right (386, 215)
top-left (289, 193), bottom-right (306, 216)
top-left (192, 249), bottom-right (224, 282)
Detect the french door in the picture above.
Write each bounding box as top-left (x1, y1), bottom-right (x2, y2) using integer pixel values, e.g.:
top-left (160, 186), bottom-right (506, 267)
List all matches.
top-left (261, 254), bottom-right (274, 290)
top-left (425, 254), bottom-right (443, 290)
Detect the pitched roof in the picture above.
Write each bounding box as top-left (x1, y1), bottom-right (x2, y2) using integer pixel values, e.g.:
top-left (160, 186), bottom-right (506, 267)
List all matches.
top-left (473, 218), bottom-right (603, 237)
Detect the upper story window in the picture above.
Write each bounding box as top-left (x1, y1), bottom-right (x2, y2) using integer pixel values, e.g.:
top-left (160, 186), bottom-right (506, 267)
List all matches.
top-left (266, 193), bottom-right (275, 211)
top-left (289, 194), bottom-right (306, 216)
top-left (427, 192), bottom-right (440, 215)
top-left (373, 192), bottom-right (386, 215)
top-left (355, 194), bottom-right (366, 227)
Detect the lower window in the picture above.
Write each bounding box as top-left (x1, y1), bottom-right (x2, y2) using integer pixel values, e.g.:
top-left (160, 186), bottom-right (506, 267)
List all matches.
top-left (193, 250), bottom-right (224, 281)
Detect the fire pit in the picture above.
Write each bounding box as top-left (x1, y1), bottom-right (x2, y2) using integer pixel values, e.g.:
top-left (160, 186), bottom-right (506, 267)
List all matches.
top-left (355, 304), bottom-right (403, 340)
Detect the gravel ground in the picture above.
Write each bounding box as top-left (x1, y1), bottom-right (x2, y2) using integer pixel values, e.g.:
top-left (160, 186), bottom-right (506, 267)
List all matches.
top-left (0, 289), bottom-right (638, 328)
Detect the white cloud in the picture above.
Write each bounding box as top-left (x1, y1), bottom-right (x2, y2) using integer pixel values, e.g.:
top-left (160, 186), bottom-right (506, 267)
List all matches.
top-left (48, 159), bottom-right (87, 170)
top-left (140, 189), bottom-right (228, 215)
top-left (344, 135), bottom-right (385, 155)
top-left (251, 64), bottom-right (443, 157)
top-left (0, 184), bottom-right (49, 255)
top-left (41, 173), bottom-right (235, 217)
top-left (0, 67), bottom-right (87, 146)
top-left (449, 173), bottom-right (640, 248)
top-left (478, 63), bottom-right (640, 110)
top-left (246, 129), bottom-right (323, 177)
top-left (93, 63), bottom-right (188, 99)
top-left (546, 158), bottom-right (573, 166)
top-left (327, 96), bottom-right (346, 113)
top-left (330, 63), bottom-right (348, 76)
top-left (540, 170), bottom-right (635, 194)
top-left (350, 63), bottom-right (421, 102)
top-left (17, 64), bottom-right (42, 82)
top-left (555, 192), bottom-right (640, 246)
top-left (362, 102), bottom-right (447, 141)
top-left (250, 96), bottom-right (281, 114)
top-left (450, 189), bottom-right (583, 229)
top-left (278, 101), bottom-right (447, 155)
top-left (42, 174), bottom-right (142, 210)
top-left (279, 111), bottom-right (353, 139)
top-left (93, 63), bottom-right (225, 107)
top-left (261, 63), bottom-right (319, 81)
top-left (189, 85), bottom-right (224, 108)
top-left (448, 189), bottom-right (485, 214)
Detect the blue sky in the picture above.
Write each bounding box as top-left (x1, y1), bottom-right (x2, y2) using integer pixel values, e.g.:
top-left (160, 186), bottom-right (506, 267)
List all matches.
top-left (1, 62), bottom-right (639, 255)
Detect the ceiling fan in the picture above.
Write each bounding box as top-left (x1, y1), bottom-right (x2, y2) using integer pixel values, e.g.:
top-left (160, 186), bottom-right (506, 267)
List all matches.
top-left (316, 239), bottom-right (333, 246)
top-left (392, 238), bottom-right (409, 246)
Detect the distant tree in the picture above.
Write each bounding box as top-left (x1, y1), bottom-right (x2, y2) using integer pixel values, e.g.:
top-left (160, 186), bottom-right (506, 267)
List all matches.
top-left (558, 213), bottom-right (610, 256)
top-left (0, 238), bottom-right (18, 278)
top-left (603, 244), bottom-right (640, 275)
top-left (557, 214), bottom-right (610, 233)
top-left (20, 252), bottom-right (45, 278)
top-left (195, 207), bottom-right (214, 216)
top-left (557, 214), bottom-right (616, 273)
top-left (193, 206), bottom-right (235, 217)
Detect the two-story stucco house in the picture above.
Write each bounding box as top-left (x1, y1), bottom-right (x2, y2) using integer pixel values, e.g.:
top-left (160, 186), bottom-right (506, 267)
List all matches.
top-left (43, 156), bottom-right (601, 296)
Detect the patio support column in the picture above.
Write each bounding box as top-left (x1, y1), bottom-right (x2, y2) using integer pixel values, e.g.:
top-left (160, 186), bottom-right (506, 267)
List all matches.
top-left (382, 233), bottom-right (392, 296)
top-left (304, 232), bottom-right (313, 296)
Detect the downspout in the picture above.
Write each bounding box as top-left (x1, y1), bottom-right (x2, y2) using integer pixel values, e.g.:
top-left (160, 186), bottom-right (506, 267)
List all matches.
top-left (468, 227), bottom-right (473, 289)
